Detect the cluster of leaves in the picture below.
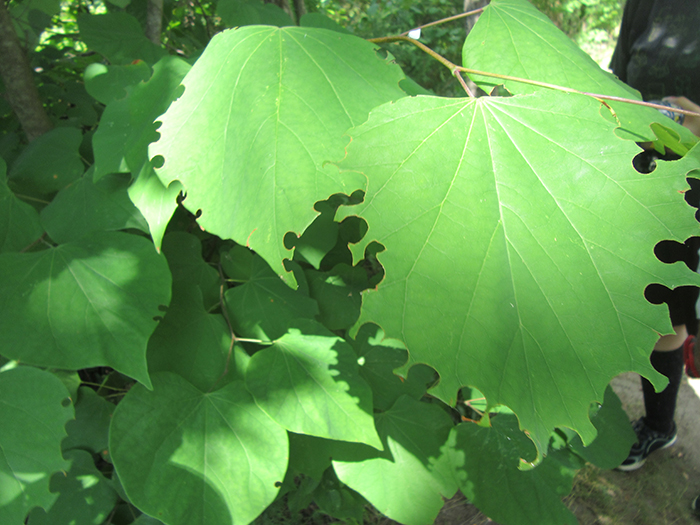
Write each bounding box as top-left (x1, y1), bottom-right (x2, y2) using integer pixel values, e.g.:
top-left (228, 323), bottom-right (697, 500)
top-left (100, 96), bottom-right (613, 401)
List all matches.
top-left (2, 1), bottom-right (700, 525)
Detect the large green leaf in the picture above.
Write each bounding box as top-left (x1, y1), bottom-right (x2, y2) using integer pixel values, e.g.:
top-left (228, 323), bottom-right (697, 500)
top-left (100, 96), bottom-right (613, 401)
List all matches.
top-left (0, 366), bottom-right (72, 525)
top-left (150, 26), bottom-right (406, 278)
top-left (110, 372), bottom-right (288, 525)
top-left (339, 91), bottom-right (700, 454)
top-left (245, 320), bottom-right (381, 448)
top-left (450, 415), bottom-right (578, 525)
top-left (463, 0), bottom-right (696, 145)
top-left (332, 395), bottom-right (457, 525)
top-left (0, 232), bottom-right (171, 387)
top-left (62, 387), bottom-right (115, 457)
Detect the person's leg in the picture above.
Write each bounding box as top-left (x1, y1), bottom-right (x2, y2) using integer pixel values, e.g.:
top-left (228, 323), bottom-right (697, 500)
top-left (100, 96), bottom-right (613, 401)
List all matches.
top-left (618, 330), bottom-right (685, 471)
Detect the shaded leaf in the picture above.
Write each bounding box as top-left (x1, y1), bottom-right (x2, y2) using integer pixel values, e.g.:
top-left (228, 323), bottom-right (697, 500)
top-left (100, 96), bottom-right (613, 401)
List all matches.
top-left (0, 367), bottom-right (72, 524)
top-left (0, 232), bottom-right (171, 387)
top-left (27, 450), bottom-right (118, 525)
top-left (217, 0), bottom-right (294, 27)
top-left (150, 26), bottom-right (406, 279)
top-left (568, 385), bottom-right (637, 469)
top-left (224, 250), bottom-right (318, 340)
top-left (450, 415), bottom-right (578, 525)
top-left (62, 387), bottom-right (115, 457)
top-left (0, 159), bottom-right (43, 254)
top-left (339, 92), bottom-right (700, 454)
top-left (110, 373), bottom-right (288, 525)
top-left (83, 61), bottom-right (152, 105)
top-left (246, 320), bottom-right (381, 448)
top-left (8, 128), bottom-right (83, 199)
top-left (40, 172), bottom-right (149, 244)
top-left (78, 12), bottom-right (166, 65)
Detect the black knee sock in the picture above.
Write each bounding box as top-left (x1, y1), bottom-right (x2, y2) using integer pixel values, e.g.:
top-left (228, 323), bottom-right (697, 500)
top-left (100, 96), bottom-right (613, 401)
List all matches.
top-left (641, 346), bottom-right (684, 434)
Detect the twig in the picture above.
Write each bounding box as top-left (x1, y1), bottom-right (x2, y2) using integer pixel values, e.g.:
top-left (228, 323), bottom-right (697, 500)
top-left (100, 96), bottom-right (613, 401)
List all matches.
top-left (398, 7), bottom-right (485, 37)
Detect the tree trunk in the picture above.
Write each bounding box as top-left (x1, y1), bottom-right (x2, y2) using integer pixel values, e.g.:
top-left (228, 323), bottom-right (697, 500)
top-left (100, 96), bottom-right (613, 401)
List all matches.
top-left (0, 1), bottom-right (52, 142)
top-left (293, 0), bottom-right (306, 22)
top-left (146, 0), bottom-right (164, 45)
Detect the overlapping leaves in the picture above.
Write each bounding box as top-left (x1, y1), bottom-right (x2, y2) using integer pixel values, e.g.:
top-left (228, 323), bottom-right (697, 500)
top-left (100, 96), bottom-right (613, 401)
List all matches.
top-left (150, 25), bottom-right (406, 278)
top-left (462, 0), bottom-right (697, 147)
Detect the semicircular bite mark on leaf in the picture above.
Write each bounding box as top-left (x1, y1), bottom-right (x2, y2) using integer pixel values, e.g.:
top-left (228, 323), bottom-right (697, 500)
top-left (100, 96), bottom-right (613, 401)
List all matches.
top-left (149, 25), bottom-right (406, 280)
top-left (339, 91), bottom-right (700, 454)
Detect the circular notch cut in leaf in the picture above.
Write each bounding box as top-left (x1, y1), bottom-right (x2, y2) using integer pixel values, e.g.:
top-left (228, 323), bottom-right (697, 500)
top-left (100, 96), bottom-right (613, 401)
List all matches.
top-left (110, 373), bottom-right (288, 525)
top-left (246, 322), bottom-right (381, 449)
top-left (150, 25), bottom-right (406, 279)
top-left (0, 366), bottom-right (73, 524)
top-left (339, 92), bottom-right (700, 454)
top-left (0, 232), bottom-right (171, 387)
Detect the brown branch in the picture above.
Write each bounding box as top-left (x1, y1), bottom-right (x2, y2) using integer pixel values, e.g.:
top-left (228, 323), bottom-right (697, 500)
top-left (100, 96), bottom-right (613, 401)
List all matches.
top-left (0, 1), bottom-right (52, 141)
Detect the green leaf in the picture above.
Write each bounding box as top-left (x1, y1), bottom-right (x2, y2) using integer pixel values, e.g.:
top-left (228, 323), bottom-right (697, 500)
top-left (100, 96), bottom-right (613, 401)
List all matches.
top-left (161, 231), bottom-right (220, 310)
top-left (349, 323), bottom-right (412, 412)
top-left (127, 163), bottom-right (183, 250)
top-left (93, 56), bottom-right (191, 180)
top-left (0, 159), bottom-right (43, 254)
top-left (217, 0), bottom-right (294, 27)
top-left (463, 0), bottom-right (697, 146)
top-left (84, 61), bottom-right (152, 105)
top-left (110, 373), bottom-right (288, 525)
top-left (0, 366), bottom-right (72, 524)
top-left (245, 320), bottom-right (381, 448)
top-left (40, 172), bottom-right (149, 244)
top-left (568, 385), bottom-right (637, 469)
top-left (62, 387), bottom-right (115, 457)
top-left (8, 128), bottom-right (83, 199)
top-left (332, 395), bottom-right (457, 525)
top-left (150, 26), bottom-right (406, 279)
top-left (147, 285), bottom-right (233, 392)
top-left (300, 13), bottom-right (353, 34)
top-left (223, 250), bottom-right (319, 340)
top-left (0, 232), bottom-right (171, 387)
top-left (339, 92), bottom-right (700, 454)
top-left (304, 264), bottom-right (366, 330)
top-left (26, 450), bottom-right (118, 525)
top-left (450, 415), bottom-right (578, 525)
top-left (78, 12), bottom-right (166, 65)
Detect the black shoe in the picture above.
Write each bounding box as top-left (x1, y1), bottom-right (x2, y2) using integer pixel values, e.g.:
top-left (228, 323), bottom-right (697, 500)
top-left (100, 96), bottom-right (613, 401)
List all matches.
top-left (617, 418), bottom-right (677, 471)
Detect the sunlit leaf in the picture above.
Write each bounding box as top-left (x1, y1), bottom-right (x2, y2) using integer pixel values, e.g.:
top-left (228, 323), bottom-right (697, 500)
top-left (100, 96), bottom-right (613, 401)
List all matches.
top-left (150, 26), bottom-right (406, 279)
top-left (339, 91), bottom-right (700, 453)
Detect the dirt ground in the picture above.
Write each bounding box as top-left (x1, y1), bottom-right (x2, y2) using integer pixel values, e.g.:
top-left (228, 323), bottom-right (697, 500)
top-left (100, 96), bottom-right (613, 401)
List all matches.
top-left (425, 374), bottom-right (700, 525)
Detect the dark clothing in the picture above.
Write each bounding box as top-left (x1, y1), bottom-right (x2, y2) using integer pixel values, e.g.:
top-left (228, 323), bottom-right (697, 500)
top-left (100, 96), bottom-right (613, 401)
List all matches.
top-left (610, 0), bottom-right (700, 103)
top-left (611, 0), bottom-right (700, 332)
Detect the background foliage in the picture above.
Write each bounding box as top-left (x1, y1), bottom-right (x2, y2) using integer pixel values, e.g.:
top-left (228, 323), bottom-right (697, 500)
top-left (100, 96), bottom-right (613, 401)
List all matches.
top-left (1, 1), bottom-right (699, 525)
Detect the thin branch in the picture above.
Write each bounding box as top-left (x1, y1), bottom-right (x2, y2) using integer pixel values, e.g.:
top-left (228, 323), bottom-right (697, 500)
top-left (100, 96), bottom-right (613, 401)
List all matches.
top-left (368, 35), bottom-right (459, 73)
top-left (456, 66), bottom-right (700, 118)
top-left (455, 70), bottom-right (475, 97)
top-left (398, 7), bottom-right (485, 37)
